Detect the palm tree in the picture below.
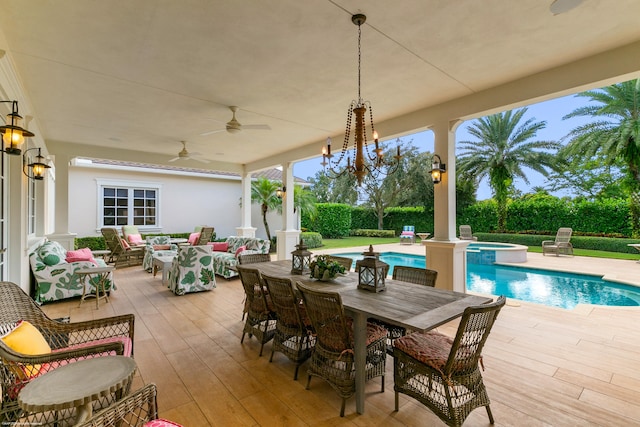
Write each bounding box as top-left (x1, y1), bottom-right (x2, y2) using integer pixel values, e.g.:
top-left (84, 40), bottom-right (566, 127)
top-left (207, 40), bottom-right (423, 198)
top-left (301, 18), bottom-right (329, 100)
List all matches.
top-left (562, 79), bottom-right (640, 236)
top-left (251, 177), bottom-right (281, 242)
top-left (458, 108), bottom-right (560, 231)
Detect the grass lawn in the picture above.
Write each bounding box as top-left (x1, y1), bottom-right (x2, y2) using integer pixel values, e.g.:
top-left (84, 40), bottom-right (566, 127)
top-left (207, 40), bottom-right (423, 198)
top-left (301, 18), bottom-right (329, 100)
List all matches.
top-left (320, 237), bottom-right (639, 261)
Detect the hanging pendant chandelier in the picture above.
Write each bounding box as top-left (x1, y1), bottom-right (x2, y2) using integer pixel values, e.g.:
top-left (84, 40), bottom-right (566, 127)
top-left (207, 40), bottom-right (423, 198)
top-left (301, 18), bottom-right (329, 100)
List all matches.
top-left (321, 13), bottom-right (401, 186)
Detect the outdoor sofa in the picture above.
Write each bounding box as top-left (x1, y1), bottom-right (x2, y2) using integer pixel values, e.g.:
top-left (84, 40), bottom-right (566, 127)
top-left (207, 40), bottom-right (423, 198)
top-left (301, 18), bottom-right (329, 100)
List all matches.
top-left (210, 236), bottom-right (271, 279)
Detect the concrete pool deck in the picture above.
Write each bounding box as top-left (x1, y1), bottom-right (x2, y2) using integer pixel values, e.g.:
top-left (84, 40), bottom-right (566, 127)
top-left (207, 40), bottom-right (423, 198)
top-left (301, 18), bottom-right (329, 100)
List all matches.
top-left (315, 241), bottom-right (640, 288)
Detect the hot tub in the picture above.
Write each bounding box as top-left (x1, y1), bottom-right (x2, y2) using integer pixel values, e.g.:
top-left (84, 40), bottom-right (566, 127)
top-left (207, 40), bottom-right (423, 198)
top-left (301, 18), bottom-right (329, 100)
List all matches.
top-left (466, 242), bottom-right (528, 264)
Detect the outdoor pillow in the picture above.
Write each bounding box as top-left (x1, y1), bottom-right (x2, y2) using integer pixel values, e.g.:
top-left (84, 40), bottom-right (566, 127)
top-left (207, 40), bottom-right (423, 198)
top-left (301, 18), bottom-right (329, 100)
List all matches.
top-left (38, 241), bottom-right (67, 266)
top-left (1, 320), bottom-right (52, 379)
top-left (121, 238), bottom-right (131, 250)
top-left (188, 232), bottom-right (200, 245)
top-left (235, 245), bottom-right (247, 258)
top-left (211, 242), bottom-right (229, 252)
top-left (144, 419), bottom-right (184, 427)
top-left (66, 247), bottom-right (98, 265)
top-left (127, 233), bottom-right (144, 245)
top-left (153, 244), bottom-right (171, 250)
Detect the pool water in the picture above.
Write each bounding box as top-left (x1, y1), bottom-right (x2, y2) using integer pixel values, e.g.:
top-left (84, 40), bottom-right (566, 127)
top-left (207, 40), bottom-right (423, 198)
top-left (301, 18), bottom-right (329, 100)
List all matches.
top-left (334, 252), bottom-right (640, 309)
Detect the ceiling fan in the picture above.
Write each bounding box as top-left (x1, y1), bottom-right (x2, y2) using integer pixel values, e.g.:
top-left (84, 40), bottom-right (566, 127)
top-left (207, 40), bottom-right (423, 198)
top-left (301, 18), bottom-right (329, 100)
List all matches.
top-left (200, 106), bottom-right (271, 136)
top-left (168, 141), bottom-right (209, 163)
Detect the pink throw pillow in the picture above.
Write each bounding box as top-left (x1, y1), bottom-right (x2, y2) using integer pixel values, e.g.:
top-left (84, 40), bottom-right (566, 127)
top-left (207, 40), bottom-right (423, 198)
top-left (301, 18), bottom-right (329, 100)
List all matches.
top-left (235, 245), bottom-right (247, 258)
top-left (144, 419), bottom-right (184, 427)
top-left (127, 233), bottom-right (143, 245)
top-left (211, 242), bottom-right (229, 252)
top-left (153, 244), bottom-right (171, 250)
top-left (188, 232), bottom-right (200, 245)
top-left (65, 248), bottom-right (98, 266)
top-left (121, 239), bottom-right (131, 250)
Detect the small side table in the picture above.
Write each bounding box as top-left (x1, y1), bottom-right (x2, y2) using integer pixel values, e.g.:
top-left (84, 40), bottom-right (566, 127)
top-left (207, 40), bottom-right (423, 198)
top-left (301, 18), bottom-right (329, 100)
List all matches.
top-left (76, 266), bottom-right (115, 308)
top-left (152, 254), bottom-right (175, 284)
top-left (417, 232), bottom-right (431, 243)
top-left (18, 355), bottom-right (137, 426)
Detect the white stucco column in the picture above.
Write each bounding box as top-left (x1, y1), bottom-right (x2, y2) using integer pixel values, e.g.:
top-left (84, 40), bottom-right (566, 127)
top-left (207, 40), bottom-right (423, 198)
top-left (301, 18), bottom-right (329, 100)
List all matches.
top-left (277, 162), bottom-right (300, 260)
top-left (423, 120), bottom-right (469, 292)
top-left (236, 171), bottom-right (256, 237)
top-left (46, 153), bottom-right (76, 250)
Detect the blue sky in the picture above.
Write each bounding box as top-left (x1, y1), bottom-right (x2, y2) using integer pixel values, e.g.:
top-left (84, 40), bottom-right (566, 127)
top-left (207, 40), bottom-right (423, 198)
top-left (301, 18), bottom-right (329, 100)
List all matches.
top-left (294, 93), bottom-right (594, 200)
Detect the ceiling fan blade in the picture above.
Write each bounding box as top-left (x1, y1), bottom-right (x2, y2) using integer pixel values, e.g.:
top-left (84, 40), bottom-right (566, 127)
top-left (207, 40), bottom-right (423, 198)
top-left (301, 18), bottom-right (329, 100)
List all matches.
top-left (168, 157), bottom-right (180, 162)
top-left (193, 157), bottom-right (210, 164)
top-left (243, 124), bottom-right (271, 130)
top-left (200, 129), bottom-right (225, 136)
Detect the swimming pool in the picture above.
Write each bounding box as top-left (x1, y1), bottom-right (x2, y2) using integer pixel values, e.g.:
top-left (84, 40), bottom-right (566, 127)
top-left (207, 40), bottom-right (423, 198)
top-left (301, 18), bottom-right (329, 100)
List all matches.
top-left (466, 242), bottom-right (528, 264)
top-left (333, 251), bottom-right (640, 309)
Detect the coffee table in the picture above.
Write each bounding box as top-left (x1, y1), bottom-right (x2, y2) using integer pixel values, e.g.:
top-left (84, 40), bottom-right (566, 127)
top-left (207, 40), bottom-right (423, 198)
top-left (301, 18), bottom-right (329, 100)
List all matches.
top-left (76, 266), bottom-right (115, 308)
top-left (18, 355), bottom-right (137, 426)
top-left (152, 254), bottom-right (175, 284)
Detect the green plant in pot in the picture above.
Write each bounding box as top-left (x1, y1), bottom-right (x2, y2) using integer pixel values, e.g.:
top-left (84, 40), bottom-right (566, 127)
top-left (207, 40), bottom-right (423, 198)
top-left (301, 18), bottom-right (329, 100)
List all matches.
top-left (309, 255), bottom-right (346, 281)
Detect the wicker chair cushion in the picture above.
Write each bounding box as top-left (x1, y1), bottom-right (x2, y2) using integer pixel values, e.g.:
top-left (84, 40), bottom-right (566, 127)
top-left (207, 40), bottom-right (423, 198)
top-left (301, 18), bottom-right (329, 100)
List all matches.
top-left (321, 318), bottom-right (387, 352)
top-left (394, 331), bottom-right (453, 373)
top-left (53, 336), bottom-right (133, 358)
top-left (127, 233), bottom-right (144, 245)
top-left (37, 241), bottom-right (68, 266)
top-left (144, 419), bottom-right (184, 427)
top-left (153, 244), bottom-right (171, 250)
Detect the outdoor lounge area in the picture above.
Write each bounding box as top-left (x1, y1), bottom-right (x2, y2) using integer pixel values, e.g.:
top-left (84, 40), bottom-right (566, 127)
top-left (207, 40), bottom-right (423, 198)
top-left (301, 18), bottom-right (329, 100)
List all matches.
top-left (38, 244), bottom-right (640, 426)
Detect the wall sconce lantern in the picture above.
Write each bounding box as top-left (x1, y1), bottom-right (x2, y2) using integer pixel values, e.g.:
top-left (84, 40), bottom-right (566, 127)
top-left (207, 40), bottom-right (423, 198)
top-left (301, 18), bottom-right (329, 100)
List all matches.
top-left (291, 239), bottom-right (312, 275)
top-left (276, 186), bottom-right (286, 199)
top-left (356, 245), bottom-right (388, 293)
top-left (23, 147), bottom-right (51, 180)
top-left (0, 101), bottom-right (34, 156)
top-left (431, 154), bottom-right (446, 184)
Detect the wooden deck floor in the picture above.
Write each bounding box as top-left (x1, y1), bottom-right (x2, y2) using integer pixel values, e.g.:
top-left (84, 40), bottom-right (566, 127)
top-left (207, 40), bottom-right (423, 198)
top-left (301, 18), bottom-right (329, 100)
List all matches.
top-left (42, 258), bottom-right (640, 426)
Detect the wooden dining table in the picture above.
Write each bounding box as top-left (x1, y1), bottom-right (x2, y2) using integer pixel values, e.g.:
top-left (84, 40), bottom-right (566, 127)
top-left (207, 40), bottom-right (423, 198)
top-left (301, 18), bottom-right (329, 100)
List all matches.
top-left (243, 260), bottom-right (492, 414)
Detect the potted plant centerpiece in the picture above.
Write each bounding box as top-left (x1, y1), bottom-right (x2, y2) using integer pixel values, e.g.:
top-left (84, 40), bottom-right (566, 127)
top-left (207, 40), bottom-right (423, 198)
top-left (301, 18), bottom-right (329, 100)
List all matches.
top-left (309, 255), bottom-right (346, 281)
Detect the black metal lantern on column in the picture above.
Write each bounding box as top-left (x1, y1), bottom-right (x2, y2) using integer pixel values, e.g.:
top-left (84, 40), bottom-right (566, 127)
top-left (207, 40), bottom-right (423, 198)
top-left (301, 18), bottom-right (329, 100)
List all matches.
top-left (291, 239), bottom-right (312, 275)
top-left (356, 245), bottom-right (388, 292)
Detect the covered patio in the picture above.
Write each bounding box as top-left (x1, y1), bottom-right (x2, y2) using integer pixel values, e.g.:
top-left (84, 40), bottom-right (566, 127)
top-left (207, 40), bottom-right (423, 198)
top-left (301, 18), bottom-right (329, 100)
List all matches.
top-left (42, 248), bottom-right (640, 425)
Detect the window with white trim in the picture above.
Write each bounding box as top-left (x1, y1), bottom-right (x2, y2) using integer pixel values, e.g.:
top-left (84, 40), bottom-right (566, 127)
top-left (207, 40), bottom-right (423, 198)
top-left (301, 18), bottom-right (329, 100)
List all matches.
top-left (98, 180), bottom-right (161, 228)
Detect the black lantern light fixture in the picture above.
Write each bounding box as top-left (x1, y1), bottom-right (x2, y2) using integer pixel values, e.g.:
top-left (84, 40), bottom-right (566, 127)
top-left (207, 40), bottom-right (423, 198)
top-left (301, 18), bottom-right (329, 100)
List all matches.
top-left (320, 14), bottom-right (401, 186)
top-left (291, 239), bottom-right (312, 275)
top-left (431, 154), bottom-right (446, 184)
top-left (0, 100), bottom-right (34, 156)
top-left (23, 147), bottom-right (51, 181)
top-left (356, 245), bottom-right (388, 293)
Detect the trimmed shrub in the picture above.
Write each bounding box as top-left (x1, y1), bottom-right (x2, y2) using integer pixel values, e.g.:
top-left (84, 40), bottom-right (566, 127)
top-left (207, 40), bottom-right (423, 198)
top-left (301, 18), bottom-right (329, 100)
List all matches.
top-left (74, 236), bottom-right (106, 251)
top-left (349, 229), bottom-right (395, 238)
top-left (314, 203), bottom-right (351, 238)
top-left (474, 232), bottom-right (639, 253)
top-left (301, 232), bottom-right (322, 248)
top-left (351, 207), bottom-right (378, 230)
top-left (384, 206), bottom-right (433, 235)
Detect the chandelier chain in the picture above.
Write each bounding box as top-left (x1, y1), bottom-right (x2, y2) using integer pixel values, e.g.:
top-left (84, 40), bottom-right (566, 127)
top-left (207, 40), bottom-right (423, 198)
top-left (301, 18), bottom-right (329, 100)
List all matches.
top-left (357, 21), bottom-right (362, 104)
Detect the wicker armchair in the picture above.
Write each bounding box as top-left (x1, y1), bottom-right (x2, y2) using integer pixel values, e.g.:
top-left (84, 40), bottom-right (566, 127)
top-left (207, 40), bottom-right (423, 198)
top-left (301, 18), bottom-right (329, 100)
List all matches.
top-left (101, 227), bottom-right (144, 268)
top-left (237, 266), bottom-right (277, 357)
top-left (262, 274), bottom-right (315, 380)
top-left (77, 383), bottom-right (182, 427)
top-left (393, 296), bottom-right (506, 427)
top-left (237, 253), bottom-right (271, 265)
top-left (325, 255), bottom-right (353, 272)
top-left (0, 281), bottom-right (135, 426)
top-left (297, 282), bottom-right (387, 417)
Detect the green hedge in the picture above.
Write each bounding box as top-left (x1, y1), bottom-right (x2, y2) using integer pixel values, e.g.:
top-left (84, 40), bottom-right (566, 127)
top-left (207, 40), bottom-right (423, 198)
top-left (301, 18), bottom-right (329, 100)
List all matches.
top-left (74, 237), bottom-right (107, 251)
top-left (474, 233), bottom-right (639, 253)
top-left (301, 232), bottom-right (323, 248)
top-left (349, 229), bottom-right (396, 238)
top-left (312, 203), bottom-right (351, 238)
top-left (351, 207), bottom-right (378, 230)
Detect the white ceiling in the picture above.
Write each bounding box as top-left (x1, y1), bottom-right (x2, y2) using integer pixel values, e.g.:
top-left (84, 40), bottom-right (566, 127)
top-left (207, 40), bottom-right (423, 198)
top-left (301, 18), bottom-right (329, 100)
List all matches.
top-left (1, 0), bottom-right (640, 172)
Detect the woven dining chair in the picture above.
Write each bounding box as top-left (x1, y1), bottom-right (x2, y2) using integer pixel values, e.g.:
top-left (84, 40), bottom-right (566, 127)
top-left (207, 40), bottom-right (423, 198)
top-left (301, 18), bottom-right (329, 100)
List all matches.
top-left (370, 266), bottom-right (438, 355)
top-left (393, 296), bottom-right (506, 427)
top-left (237, 265), bottom-right (277, 357)
top-left (238, 253), bottom-right (272, 265)
top-left (296, 282), bottom-right (387, 417)
top-left (262, 274), bottom-right (315, 380)
top-left (325, 255), bottom-right (354, 272)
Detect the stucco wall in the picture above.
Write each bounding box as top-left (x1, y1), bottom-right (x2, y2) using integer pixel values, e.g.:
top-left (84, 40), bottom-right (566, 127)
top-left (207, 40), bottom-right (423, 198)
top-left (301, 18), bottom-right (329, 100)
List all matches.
top-left (68, 165), bottom-right (284, 240)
